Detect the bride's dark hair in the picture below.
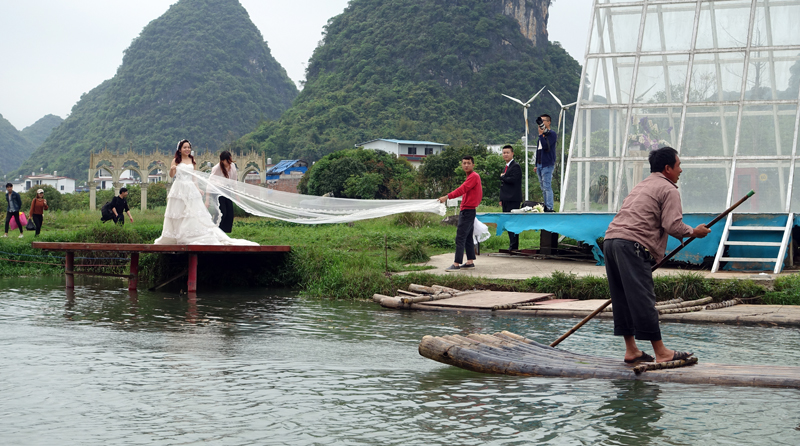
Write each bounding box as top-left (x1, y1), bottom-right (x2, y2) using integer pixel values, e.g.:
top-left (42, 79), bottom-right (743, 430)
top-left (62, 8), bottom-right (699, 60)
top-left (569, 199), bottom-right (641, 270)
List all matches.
top-left (175, 139), bottom-right (196, 165)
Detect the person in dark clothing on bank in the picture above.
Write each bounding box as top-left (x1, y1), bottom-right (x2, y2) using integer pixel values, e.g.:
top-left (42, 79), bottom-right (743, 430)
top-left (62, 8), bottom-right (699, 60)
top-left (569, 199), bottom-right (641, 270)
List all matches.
top-left (4, 183), bottom-right (24, 238)
top-left (111, 188), bottom-right (134, 225)
top-left (534, 114), bottom-right (558, 212)
top-left (499, 144), bottom-right (523, 250)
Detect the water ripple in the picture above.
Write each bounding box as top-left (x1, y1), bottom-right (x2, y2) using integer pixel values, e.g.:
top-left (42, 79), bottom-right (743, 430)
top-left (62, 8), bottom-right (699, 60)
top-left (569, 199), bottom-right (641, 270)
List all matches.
top-left (1, 277), bottom-right (799, 445)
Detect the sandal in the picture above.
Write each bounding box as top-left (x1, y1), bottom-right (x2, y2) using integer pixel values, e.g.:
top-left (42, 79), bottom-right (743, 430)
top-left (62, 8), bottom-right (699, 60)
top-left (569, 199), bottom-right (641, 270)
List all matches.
top-left (670, 351), bottom-right (694, 361)
top-left (624, 351), bottom-right (655, 364)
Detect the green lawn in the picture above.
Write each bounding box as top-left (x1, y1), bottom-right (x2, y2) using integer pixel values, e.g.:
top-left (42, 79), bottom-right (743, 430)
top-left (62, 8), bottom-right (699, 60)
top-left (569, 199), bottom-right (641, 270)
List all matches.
top-left (0, 206), bottom-right (792, 303)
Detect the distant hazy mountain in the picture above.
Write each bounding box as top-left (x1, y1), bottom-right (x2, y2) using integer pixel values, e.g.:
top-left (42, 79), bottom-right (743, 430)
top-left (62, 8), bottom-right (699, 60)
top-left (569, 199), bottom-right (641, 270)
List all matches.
top-left (235, 0), bottom-right (581, 161)
top-left (0, 114), bottom-right (36, 175)
top-left (20, 114), bottom-right (64, 148)
top-left (15, 0), bottom-right (298, 180)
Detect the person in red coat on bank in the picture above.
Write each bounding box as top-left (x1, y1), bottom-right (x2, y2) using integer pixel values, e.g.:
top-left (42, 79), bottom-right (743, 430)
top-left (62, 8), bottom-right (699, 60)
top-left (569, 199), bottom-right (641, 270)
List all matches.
top-left (438, 156), bottom-right (483, 272)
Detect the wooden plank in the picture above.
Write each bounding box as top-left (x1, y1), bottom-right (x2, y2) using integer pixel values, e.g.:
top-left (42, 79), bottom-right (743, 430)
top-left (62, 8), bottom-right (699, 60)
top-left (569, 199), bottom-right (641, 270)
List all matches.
top-left (418, 331), bottom-right (800, 388)
top-left (728, 226), bottom-right (785, 231)
top-left (418, 291), bottom-right (553, 309)
top-left (522, 299), bottom-right (608, 311)
top-left (32, 242), bottom-right (291, 253)
top-left (529, 299), bottom-right (579, 305)
top-left (67, 271), bottom-right (135, 278)
top-left (185, 245), bottom-right (291, 253)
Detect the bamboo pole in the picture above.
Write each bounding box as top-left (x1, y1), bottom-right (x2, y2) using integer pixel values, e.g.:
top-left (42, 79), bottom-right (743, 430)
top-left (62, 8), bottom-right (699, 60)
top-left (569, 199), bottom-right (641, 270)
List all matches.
top-left (550, 190), bottom-right (755, 348)
top-left (633, 357), bottom-right (698, 374)
top-left (654, 296), bottom-right (713, 311)
top-left (704, 299), bottom-right (742, 310)
top-left (603, 297), bottom-right (685, 312)
top-left (408, 284), bottom-right (435, 294)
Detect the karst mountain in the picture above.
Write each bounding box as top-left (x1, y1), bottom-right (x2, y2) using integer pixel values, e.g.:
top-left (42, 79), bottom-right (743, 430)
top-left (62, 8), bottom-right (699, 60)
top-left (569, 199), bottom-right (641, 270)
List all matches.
top-left (235, 0), bottom-right (581, 161)
top-left (14, 0), bottom-right (297, 180)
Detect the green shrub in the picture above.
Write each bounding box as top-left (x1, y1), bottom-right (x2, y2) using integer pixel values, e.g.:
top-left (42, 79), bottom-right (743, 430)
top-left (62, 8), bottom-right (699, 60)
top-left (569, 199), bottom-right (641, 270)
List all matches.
top-left (526, 271), bottom-right (609, 300)
top-left (397, 241), bottom-right (430, 263)
top-left (653, 273), bottom-right (706, 301)
top-left (145, 183), bottom-right (168, 208)
top-left (762, 274), bottom-right (800, 305)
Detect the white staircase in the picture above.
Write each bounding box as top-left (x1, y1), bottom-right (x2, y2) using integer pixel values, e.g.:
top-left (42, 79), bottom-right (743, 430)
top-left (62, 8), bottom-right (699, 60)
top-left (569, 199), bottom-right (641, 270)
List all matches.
top-left (711, 213), bottom-right (794, 274)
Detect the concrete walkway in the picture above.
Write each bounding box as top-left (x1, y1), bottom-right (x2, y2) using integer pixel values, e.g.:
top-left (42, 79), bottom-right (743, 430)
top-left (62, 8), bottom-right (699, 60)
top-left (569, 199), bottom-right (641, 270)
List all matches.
top-left (412, 252), bottom-right (791, 287)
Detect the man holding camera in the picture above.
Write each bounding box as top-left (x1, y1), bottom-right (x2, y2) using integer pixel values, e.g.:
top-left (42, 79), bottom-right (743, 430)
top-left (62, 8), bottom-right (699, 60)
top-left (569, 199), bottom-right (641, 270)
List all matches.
top-left (534, 114), bottom-right (558, 212)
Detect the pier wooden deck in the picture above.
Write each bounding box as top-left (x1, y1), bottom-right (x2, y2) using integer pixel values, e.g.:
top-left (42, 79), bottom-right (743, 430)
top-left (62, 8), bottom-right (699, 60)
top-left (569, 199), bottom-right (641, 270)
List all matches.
top-left (419, 331), bottom-right (800, 388)
top-left (32, 242), bottom-right (291, 292)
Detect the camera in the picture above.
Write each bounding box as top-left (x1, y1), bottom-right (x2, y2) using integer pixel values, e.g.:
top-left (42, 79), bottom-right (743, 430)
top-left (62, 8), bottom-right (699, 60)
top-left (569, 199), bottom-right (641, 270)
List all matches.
top-left (535, 116), bottom-right (546, 131)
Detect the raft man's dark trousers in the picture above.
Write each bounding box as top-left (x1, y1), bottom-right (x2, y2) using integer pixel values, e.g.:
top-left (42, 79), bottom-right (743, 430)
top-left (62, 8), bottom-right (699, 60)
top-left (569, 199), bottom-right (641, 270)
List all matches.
top-left (603, 238), bottom-right (661, 342)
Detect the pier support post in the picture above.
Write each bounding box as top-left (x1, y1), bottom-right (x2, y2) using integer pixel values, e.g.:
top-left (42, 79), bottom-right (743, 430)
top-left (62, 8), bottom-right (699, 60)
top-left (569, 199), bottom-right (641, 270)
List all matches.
top-left (65, 251), bottom-right (74, 289)
top-left (187, 253), bottom-right (198, 293)
top-left (129, 252), bottom-right (139, 290)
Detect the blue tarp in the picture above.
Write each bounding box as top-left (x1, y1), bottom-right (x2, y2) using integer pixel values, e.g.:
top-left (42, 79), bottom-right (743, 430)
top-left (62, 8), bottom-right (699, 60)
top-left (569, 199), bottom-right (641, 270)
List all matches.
top-left (476, 213), bottom-right (732, 266)
top-left (266, 160), bottom-right (307, 180)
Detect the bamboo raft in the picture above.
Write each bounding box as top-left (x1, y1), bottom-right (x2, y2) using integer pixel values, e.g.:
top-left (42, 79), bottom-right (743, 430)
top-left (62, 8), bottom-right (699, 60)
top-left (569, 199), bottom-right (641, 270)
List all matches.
top-left (419, 331), bottom-right (800, 388)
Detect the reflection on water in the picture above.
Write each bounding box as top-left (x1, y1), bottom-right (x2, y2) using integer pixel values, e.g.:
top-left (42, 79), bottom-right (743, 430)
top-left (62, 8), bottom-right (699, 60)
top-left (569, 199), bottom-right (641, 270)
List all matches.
top-left (1, 276), bottom-right (800, 445)
top-left (592, 381), bottom-right (664, 445)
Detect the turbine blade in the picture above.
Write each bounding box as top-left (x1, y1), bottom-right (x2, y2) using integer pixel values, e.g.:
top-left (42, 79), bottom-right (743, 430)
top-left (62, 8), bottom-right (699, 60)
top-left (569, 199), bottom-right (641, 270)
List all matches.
top-left (548, 89), bottom-right (563, 107)
top-left (524, 86), bottom-right (547, 106)
top-left (502, 94), bottom-right (525, 106)
top-left (564, 101), bottom-right (578, 108)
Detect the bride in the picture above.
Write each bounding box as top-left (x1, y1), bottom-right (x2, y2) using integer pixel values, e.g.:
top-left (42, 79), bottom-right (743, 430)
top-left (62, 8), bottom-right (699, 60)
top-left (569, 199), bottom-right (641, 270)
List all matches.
top-left (154, 140), bottom-right (258, 246)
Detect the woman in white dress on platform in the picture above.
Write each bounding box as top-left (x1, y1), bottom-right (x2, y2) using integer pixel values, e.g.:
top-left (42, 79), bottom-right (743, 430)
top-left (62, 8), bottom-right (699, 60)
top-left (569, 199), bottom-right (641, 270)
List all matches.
top-left (154, 139), bottom-right (258, 246)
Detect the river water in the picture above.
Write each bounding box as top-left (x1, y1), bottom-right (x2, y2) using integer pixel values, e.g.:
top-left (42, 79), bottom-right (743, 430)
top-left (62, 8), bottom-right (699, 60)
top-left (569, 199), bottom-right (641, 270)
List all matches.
top-left (2, 277), bottom-right (800, 445)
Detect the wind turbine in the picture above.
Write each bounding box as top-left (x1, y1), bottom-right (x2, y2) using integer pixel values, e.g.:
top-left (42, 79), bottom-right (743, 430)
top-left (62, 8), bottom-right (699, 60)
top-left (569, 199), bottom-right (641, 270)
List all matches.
top-left (502, 86), bottom-right (545, 201)
top-left (548, 89), bottom-right (577, 206)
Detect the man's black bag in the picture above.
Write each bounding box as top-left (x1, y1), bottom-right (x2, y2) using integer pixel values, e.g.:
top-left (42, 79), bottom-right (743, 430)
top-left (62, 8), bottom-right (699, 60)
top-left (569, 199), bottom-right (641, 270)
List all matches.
top-left (100, 201), bottom-right (114, 222)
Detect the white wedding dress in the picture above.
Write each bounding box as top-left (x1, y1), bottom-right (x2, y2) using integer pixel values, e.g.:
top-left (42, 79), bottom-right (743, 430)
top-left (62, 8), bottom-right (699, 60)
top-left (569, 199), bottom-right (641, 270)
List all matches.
top-left (154, 163), bottom-right (258, 246)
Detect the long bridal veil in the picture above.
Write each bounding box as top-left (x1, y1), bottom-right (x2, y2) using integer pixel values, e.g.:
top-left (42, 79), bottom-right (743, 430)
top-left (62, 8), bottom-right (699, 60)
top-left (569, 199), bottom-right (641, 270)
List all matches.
top-left (186, 168), bottom-right (446, 225)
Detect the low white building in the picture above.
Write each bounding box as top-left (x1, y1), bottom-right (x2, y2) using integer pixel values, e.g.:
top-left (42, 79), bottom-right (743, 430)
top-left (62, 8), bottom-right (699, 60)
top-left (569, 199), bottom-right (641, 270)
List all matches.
top-left (16, 172), bottom-right (76, 194)
top-left (356, 139), bottom-right (446, 168)
top-left (94, 168), bottom-right (154, 189)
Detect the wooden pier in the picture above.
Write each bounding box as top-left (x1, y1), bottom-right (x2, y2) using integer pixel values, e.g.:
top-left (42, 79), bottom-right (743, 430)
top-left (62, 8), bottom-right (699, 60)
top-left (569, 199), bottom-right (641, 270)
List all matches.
top-left (32, 242), bottom-right (291, 292)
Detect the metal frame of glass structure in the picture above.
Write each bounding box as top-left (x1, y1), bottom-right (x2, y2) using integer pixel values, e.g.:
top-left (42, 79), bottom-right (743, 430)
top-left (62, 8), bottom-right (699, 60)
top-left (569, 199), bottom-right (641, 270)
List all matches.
top-left (562, 0), bottom-right (800, 214)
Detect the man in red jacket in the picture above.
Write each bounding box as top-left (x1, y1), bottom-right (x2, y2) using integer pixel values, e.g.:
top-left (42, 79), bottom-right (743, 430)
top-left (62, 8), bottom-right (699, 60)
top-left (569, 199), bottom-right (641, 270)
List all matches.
top-left (438, 156), bottom-right (483, 271)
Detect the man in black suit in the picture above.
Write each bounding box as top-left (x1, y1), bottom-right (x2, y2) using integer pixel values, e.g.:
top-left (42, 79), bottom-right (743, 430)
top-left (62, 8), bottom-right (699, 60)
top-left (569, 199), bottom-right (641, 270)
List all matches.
top-left (499, 144), bottom-right (523, 250)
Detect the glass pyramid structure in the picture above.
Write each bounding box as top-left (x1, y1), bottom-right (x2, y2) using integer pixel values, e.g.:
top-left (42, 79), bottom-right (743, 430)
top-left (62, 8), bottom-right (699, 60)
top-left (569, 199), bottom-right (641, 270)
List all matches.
top-left (562, 0), bottom-right (800, 214)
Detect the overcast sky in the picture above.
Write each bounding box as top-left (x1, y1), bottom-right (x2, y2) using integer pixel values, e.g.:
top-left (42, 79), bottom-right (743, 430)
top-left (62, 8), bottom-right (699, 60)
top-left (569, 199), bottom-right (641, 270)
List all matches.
top-left (0, 0), bottom-right (593, 130)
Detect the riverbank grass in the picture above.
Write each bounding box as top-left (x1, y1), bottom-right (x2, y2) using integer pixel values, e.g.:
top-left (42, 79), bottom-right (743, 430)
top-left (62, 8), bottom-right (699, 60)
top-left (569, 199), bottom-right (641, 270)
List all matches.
top-left (1, 208), bottom-right (797, 303)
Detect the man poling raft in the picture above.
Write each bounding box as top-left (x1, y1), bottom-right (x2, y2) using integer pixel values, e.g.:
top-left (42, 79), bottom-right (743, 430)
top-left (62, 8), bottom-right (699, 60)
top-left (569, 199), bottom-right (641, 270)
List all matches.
top-left (549, 146), bottom-right (756, 371)
top-left (600, 147), bottom-right (710, 365)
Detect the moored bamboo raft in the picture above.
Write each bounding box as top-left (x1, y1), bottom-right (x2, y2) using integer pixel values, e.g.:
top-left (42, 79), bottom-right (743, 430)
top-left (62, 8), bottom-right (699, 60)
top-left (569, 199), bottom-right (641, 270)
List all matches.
top-left (418, 330), bottom-right (800, 388)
